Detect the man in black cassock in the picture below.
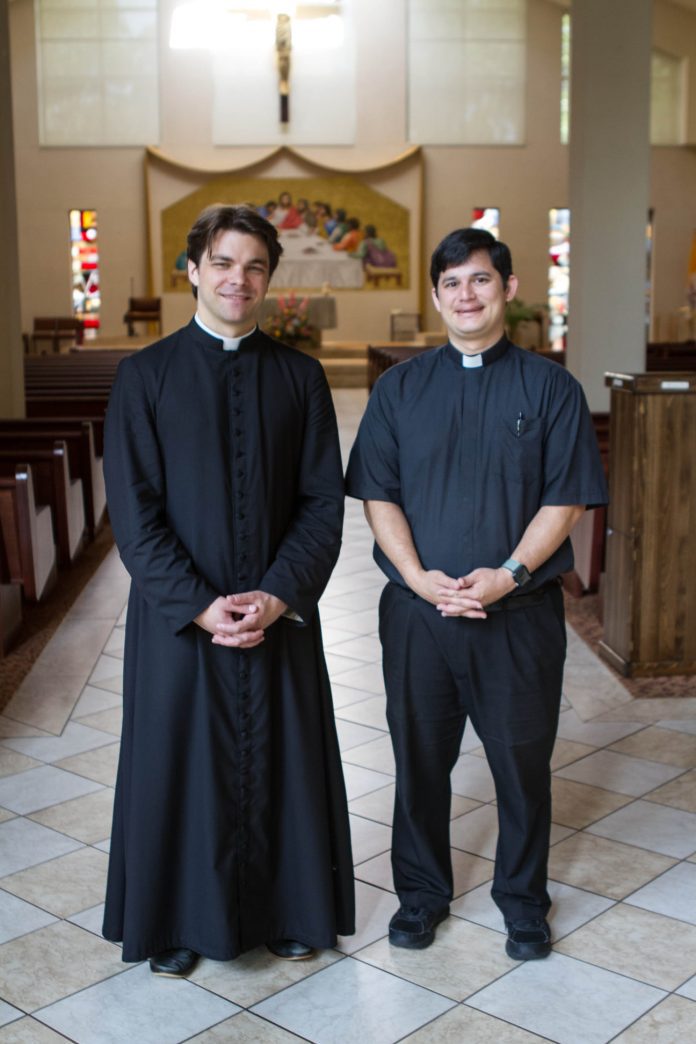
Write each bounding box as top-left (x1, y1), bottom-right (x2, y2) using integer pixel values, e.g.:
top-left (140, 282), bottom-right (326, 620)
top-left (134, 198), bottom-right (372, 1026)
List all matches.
top-left (346, 228), bottom-right (607, 960)
top-left (102, 204), bottom-right (354, 976)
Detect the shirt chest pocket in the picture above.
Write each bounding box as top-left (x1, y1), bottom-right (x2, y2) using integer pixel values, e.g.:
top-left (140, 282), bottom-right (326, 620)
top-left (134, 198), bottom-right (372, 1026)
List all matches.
top-left (493, 417), bottom-right (544, 484)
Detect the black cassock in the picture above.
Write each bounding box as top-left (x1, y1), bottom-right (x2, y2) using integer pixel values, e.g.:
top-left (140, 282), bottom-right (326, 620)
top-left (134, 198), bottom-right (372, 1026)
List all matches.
top-left (102, 320), bottom-right (354, 962)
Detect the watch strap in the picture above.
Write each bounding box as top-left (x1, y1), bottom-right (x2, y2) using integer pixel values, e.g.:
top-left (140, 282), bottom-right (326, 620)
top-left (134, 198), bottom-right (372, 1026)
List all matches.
top-left (501, 558), bottom-right (532, 588)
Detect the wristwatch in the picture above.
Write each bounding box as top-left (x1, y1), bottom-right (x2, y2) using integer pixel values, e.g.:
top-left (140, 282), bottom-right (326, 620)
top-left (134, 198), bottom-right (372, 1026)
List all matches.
top-left (501, 558), bottom-right (532, 588)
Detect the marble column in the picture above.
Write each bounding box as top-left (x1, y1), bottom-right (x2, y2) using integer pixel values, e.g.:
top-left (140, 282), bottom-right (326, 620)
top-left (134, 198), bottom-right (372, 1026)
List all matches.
top-left (567, 0), bottom-right (652, 411)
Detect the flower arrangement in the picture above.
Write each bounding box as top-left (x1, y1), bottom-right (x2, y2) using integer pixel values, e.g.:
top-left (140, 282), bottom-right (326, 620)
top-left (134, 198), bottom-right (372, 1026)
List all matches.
top-left (264, 292), bottom-right (319, 349)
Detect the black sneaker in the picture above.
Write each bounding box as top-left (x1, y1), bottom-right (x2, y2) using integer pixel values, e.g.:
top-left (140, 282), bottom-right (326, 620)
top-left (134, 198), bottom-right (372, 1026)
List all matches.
top-left (388, 905), bottom-right (449, 949)
top-left (505, 917), bottom-right (552, 960)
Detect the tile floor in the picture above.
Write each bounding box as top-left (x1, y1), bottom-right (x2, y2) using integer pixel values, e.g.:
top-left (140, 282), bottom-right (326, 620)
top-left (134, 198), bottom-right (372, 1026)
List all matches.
top-left (1, 388), bottom-right (696, 1043)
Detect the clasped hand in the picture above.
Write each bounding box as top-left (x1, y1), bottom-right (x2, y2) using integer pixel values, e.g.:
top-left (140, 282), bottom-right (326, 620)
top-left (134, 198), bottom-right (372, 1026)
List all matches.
top-left (195, 591), bottom-right (287, 649)
top-left (409, 567), bottom-right (516, 619)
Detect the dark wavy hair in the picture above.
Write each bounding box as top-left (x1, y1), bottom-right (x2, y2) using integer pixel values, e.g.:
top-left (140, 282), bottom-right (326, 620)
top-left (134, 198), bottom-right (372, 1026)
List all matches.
top-left (186, 204), bottom-right (283, 298)
top-left (430, 228), bottom-right (513, 289)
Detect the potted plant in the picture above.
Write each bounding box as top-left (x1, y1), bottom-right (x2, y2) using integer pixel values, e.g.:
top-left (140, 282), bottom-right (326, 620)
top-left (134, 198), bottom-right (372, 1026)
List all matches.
top-left (505, 298), bottom-right (550, 348)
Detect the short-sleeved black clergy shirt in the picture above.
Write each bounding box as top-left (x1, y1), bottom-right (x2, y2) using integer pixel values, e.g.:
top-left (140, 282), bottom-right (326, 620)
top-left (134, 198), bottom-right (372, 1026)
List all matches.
top-left (345, 336), bottom-right (608, 591)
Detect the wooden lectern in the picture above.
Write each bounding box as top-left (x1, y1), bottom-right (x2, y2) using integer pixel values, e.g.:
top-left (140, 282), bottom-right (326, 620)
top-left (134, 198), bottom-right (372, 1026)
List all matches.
top-left (600, 371), bottom-right (696, 677)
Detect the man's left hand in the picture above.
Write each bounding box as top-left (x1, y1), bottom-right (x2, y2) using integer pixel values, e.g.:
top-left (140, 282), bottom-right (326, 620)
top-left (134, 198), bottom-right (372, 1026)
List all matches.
top-left (211, 590), bottom-right (288, 649)
top-left (436, 567), bottom-right (516, 618)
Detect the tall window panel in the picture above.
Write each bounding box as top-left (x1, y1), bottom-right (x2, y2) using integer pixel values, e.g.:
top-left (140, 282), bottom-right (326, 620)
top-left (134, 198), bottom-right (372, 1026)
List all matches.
top-left (36, 0), bottom-right (159, 146)
top-left (560, 12), bottom-right (570, 144)
top-left (651, 50), bottom-right (685, 145)
top-left (408, 0), bottom-right (526, 145)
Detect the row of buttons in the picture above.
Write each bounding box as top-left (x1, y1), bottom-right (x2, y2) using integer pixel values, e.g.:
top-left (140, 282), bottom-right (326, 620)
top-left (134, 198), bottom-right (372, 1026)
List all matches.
top-left (231, 357), bottom-right (251, 862)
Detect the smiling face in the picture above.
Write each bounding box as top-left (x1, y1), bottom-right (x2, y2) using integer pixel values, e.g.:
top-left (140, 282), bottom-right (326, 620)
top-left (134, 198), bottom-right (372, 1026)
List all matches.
top-left (188, 229), bottom-right (270, 338)
top-left (432, 250), bottom-right (518, 355)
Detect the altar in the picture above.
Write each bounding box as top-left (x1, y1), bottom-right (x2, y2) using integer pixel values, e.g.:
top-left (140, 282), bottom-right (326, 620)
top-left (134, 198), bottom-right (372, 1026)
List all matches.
top-left (272, 231), bottom-right (364, 290)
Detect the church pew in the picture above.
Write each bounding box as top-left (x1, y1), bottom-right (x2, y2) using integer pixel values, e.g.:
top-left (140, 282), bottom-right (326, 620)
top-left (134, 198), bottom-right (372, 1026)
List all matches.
top-left (0, 423), bottom-right (106, 537)
top-left (26, 394), bottom-right (110, 430)
top-left (646, 342), bottom-right (696, 372)
top-left (566, 412), bottom-right (609, 596)
top-left (25, 378), bottom-right (116, 395)
top-left (24, 317), bottom-right (84, 355)
top-left (23, 407), bottom-right (106, 455)
top-left (367, 343), bottom-right (431, 390)
top-left (0, 531), bottom-right (22, 655)
top-left (0, 464), bottom-right (57, 601)
top-left (0, 442), bottom-right (86, 568)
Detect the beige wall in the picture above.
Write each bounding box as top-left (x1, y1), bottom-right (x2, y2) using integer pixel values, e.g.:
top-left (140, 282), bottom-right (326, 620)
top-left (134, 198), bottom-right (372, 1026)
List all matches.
top-left (1, 0), bottom-right (23, 415)
top-left (8, 0), bottom-right (696, 342)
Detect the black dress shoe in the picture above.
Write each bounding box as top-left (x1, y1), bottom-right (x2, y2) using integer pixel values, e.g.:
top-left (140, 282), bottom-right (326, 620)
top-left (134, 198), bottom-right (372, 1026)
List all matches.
top-left (148, 948), bottom-right (199, 977)
top-left (266, 939), bottom-right (315, 960)
top-left (388, 905), bottom-right (449, 949)
top-left (505, 918), bottom-right (552, 960)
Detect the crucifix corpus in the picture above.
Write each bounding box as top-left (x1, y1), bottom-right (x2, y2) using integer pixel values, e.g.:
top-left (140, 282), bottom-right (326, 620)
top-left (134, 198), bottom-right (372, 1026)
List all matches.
top-left (276, 13), bottom-right (292, 123)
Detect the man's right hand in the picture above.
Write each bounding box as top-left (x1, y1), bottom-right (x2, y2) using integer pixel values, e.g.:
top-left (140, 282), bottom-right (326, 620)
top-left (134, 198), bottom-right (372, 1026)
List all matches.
top-left (405, 568), bottom-right (485, 617)
top-left (194, 596), bottom-right (265, 649)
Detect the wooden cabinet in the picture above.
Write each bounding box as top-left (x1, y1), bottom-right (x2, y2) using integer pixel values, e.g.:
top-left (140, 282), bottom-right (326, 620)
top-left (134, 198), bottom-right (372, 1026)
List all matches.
top-left (600, 372), bottom-right (696, 677)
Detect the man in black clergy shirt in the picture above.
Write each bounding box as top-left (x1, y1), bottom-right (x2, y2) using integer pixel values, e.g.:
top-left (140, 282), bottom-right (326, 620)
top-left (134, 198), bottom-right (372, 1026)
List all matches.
top-left (102, 204), bottom-right (354, 976)
top-left (346, 228), bottom-right (607, 960)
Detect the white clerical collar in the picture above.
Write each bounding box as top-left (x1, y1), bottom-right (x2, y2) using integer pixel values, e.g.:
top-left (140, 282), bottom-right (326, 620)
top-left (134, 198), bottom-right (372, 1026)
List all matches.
top-left (461, 352), bottom-right (483, 369)
top-left (195, 314), bottom-right (256, 351)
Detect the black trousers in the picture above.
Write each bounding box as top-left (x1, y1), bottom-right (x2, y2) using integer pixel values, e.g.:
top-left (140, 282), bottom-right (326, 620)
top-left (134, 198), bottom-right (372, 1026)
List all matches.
top-left (379, 581), bottom-right (566, 923)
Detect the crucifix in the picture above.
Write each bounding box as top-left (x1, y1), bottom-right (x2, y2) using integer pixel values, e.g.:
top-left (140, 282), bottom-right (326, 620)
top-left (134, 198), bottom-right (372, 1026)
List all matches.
top-left (275, 12), bottom-right (292, 123)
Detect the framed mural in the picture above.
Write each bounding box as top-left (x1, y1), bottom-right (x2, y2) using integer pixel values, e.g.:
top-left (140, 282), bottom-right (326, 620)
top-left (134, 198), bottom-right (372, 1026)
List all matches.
top-left (145, 145), bottom-right (423, 340)
top-left (162, 172), bottom-right (409, 294)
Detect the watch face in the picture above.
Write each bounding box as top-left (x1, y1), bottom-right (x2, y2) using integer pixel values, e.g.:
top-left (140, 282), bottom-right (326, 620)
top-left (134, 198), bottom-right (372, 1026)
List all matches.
top-left (513, 564), bottom-right (531, 587)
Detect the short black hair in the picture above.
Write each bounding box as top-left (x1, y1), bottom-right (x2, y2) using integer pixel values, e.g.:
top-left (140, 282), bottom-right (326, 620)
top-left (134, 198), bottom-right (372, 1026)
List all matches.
top-left (187, 204), bottom-right (283, 298)
top-left (430, 228), bottom-right (513, 289)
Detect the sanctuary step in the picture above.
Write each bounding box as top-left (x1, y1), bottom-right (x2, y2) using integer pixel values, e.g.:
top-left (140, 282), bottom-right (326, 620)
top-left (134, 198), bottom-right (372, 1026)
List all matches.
top-left (314, 341), bottom-right (369, 388)
top-left (321, 358), bottom-right (369, 388)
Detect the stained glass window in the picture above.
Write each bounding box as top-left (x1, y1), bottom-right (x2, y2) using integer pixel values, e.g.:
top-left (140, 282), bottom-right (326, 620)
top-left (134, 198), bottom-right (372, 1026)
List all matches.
top-left (548, 208), bottom-right (570, 350)
top-left (645, 209), bottom-right (654, 338)
top-left (471, 208), bottom-right (500, 239)
top-left (70, 209), bottom-right (100, 332)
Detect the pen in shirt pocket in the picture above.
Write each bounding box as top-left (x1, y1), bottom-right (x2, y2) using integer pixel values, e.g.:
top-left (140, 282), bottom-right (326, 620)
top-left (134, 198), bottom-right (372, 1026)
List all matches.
top-left (516, 411), bottom-right (525, 436)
